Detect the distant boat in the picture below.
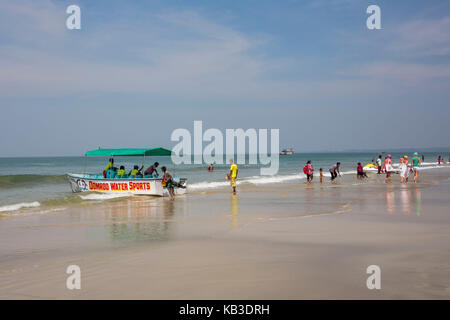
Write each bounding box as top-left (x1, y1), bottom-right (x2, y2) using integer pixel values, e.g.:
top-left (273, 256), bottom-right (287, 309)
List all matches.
top-left (280, 148), bottom-right (294, 155)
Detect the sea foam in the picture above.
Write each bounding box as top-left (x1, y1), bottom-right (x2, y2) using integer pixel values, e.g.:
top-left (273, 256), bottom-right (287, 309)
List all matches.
top-left (0, 201), bottom-right (41, 212)
top-left (79, 193), bottom-right (133, 200)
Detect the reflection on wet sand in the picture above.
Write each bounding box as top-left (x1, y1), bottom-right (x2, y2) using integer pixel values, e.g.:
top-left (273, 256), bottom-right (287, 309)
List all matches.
top-left (231, 194), bottom-right (239, 229)
top-left (400, 187), bottom-right (410, 215)
top-left (103, 197), bottom-right (179, 242)
top-left (414, 189), bottom-right (422, 216)
top-left (384, 187), bottom-right (422, 216)
top-left (386, 189), bottom-right (395, 215)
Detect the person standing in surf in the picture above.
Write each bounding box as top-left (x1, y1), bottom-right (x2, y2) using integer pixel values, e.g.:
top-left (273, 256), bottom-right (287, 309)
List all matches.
top-left (377, 155), bottom-right (382, 174)
top-left (400, 156), bottom-right (410, 184)
top-left (383, 154), bottom-right (393, 184)
top-left (161, 166), bottom-right (175, 199)
top-left (229, 160), bottom-right (238, 194)
top-left (412, 152), bottom-right (421, 183)
top-left (303, 161), bottom-right (314, 184)
top-left (329, 162), bottom-right (341, 181)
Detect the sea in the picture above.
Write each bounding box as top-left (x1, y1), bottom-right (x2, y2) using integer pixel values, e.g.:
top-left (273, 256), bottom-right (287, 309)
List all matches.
top-left (0, 152), bottom-right (448, 214)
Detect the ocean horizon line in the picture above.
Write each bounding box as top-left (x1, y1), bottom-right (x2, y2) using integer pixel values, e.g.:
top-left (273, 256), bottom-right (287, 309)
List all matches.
top-left (0, 147), bottom-right (449, 159)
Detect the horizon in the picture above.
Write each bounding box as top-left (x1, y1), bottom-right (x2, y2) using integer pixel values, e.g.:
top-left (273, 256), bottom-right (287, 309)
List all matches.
top-left (1, 147), bottom-right (449, 159)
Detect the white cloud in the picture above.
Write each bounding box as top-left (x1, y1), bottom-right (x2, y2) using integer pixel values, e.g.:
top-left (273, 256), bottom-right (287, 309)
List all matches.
top-left (389, 16), bottom-right (450, 56)
top-left (357, 61), bottom-right (450, 86)
top-left (1, 0), bottom-right (449, 103)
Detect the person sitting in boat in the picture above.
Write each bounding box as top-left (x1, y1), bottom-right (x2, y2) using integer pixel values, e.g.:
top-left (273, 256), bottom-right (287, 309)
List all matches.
top-left (144, 162), bottom-right (159, 178)
top-left (129, 165), bottom-right (143, 178)
top-left (106, 166), bottom-right (118, 178)
top-left (103, 158), bottom-right (114, 178)
top-left (116, 166), bottom-right (126, 178)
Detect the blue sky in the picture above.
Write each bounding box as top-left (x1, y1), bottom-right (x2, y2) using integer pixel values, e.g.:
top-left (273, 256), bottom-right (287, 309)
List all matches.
top-left (1, 0), bottom-right (450, 156)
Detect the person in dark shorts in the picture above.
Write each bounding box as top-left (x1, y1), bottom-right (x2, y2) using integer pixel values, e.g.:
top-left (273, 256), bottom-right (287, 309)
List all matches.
top-left (303, 160), bottom-right (314, 184)
top-left (357, 162), bottom-right (368, 179)
top-left (377, 155), bottom-right (382, 174)
top-left (161, 166), bottom-right (175, 199)
top-left (329, 162), bottom-right (341, 181)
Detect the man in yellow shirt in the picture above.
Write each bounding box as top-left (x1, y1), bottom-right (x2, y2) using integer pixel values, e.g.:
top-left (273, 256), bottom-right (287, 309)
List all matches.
top-left (229, 159), bottom-right (238, 194)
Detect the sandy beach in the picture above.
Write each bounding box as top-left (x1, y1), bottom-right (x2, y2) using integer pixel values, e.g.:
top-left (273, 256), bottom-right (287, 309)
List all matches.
top-left (1, 168), bottom-right (450, 299)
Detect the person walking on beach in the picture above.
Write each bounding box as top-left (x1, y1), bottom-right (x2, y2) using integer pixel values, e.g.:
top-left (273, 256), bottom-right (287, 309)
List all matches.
top-left (438, 156), bottom-right (441, 165)
top-left (319, 168), bottom-right (323, 183)
top-left (412, 152), bottom-right (421, 183)
top-left (329, 162), bottom-right (341, 181)
top-left (400, 156), bottom-right (410, 184)
top-left (422, 154), bottom-right (425, 162)
top-left (383, 154), bottom-right (393, 184)
top-left (303, 161), bottom-right (314, 184)
top-left (377, 155), bottom-right (382, 174)
top-left (229, 160), bottom-right (238, 194)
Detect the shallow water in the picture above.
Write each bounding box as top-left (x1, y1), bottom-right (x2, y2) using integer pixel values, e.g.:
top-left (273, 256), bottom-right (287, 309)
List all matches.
top-left (0, 152), bottom-right (448, 213)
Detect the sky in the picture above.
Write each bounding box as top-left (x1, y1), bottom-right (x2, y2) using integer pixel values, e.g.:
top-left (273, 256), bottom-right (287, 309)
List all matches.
top-left (1, 0), bottom-right (450, 156)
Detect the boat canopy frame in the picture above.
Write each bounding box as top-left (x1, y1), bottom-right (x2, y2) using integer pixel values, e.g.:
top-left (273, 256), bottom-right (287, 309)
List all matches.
top-left (82, 147), bottom-right (173, 176)
top-left (85, 147), bottom-right (173, 157)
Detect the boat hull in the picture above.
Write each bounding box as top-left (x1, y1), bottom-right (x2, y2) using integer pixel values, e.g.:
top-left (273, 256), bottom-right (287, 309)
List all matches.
top-left (67, 173), bottom-right (187, 197)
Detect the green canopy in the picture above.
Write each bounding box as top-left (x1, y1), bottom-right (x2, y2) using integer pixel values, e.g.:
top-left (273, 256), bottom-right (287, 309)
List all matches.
top-left (85, 147), bottom-right (173, 157)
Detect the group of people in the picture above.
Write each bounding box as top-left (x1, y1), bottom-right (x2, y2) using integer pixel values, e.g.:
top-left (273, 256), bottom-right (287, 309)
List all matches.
top-left (103, 158), bottom-right (163, 179)
top-left (301, 152), bottom-right (426, 185)
top-left (302, 162), bottom-right (341, 184)
top-left (378, 153), bottom-right (422, 184)
top-left (102, 158), bottom-right (179, 198)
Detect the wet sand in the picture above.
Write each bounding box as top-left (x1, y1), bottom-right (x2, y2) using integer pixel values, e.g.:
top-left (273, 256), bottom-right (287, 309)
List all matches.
top-left (1, 169), bottom-right (450, 299)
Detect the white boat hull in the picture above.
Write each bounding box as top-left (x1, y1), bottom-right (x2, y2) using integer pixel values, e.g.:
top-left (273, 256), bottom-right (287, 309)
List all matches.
top-left (67, 174), bottom-right (187, 197)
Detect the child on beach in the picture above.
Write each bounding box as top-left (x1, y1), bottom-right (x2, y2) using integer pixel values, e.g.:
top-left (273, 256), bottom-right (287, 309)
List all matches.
top-left (303, 161), bottom-right (314, 184)
top-left (357, 162), bottom-right (367, 179)
top-left (400, 156), bottom-right (410, 184)
top-left (319, 168), bottom-right (323, 183)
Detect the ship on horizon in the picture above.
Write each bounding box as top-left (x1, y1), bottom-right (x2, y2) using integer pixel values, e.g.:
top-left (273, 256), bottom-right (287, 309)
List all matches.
top-left (280, 148), bottom-right (294, 155)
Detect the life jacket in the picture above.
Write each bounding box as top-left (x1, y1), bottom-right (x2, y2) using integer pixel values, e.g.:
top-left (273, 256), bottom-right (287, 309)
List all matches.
top-left (130, 169), bottom-right (139, 177)
top-left (303, 165), bottom-right (312, 175)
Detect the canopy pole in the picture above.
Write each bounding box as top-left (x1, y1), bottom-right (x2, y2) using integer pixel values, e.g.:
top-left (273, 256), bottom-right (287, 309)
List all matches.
top-left (83, 155), bottom-right (87, 175)
top-left (142, 155), bottom-right (146, 175)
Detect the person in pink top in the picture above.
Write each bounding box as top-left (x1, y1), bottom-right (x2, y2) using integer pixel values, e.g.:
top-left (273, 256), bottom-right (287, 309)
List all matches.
top-left (383, 154), bottom-right (393, 184)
